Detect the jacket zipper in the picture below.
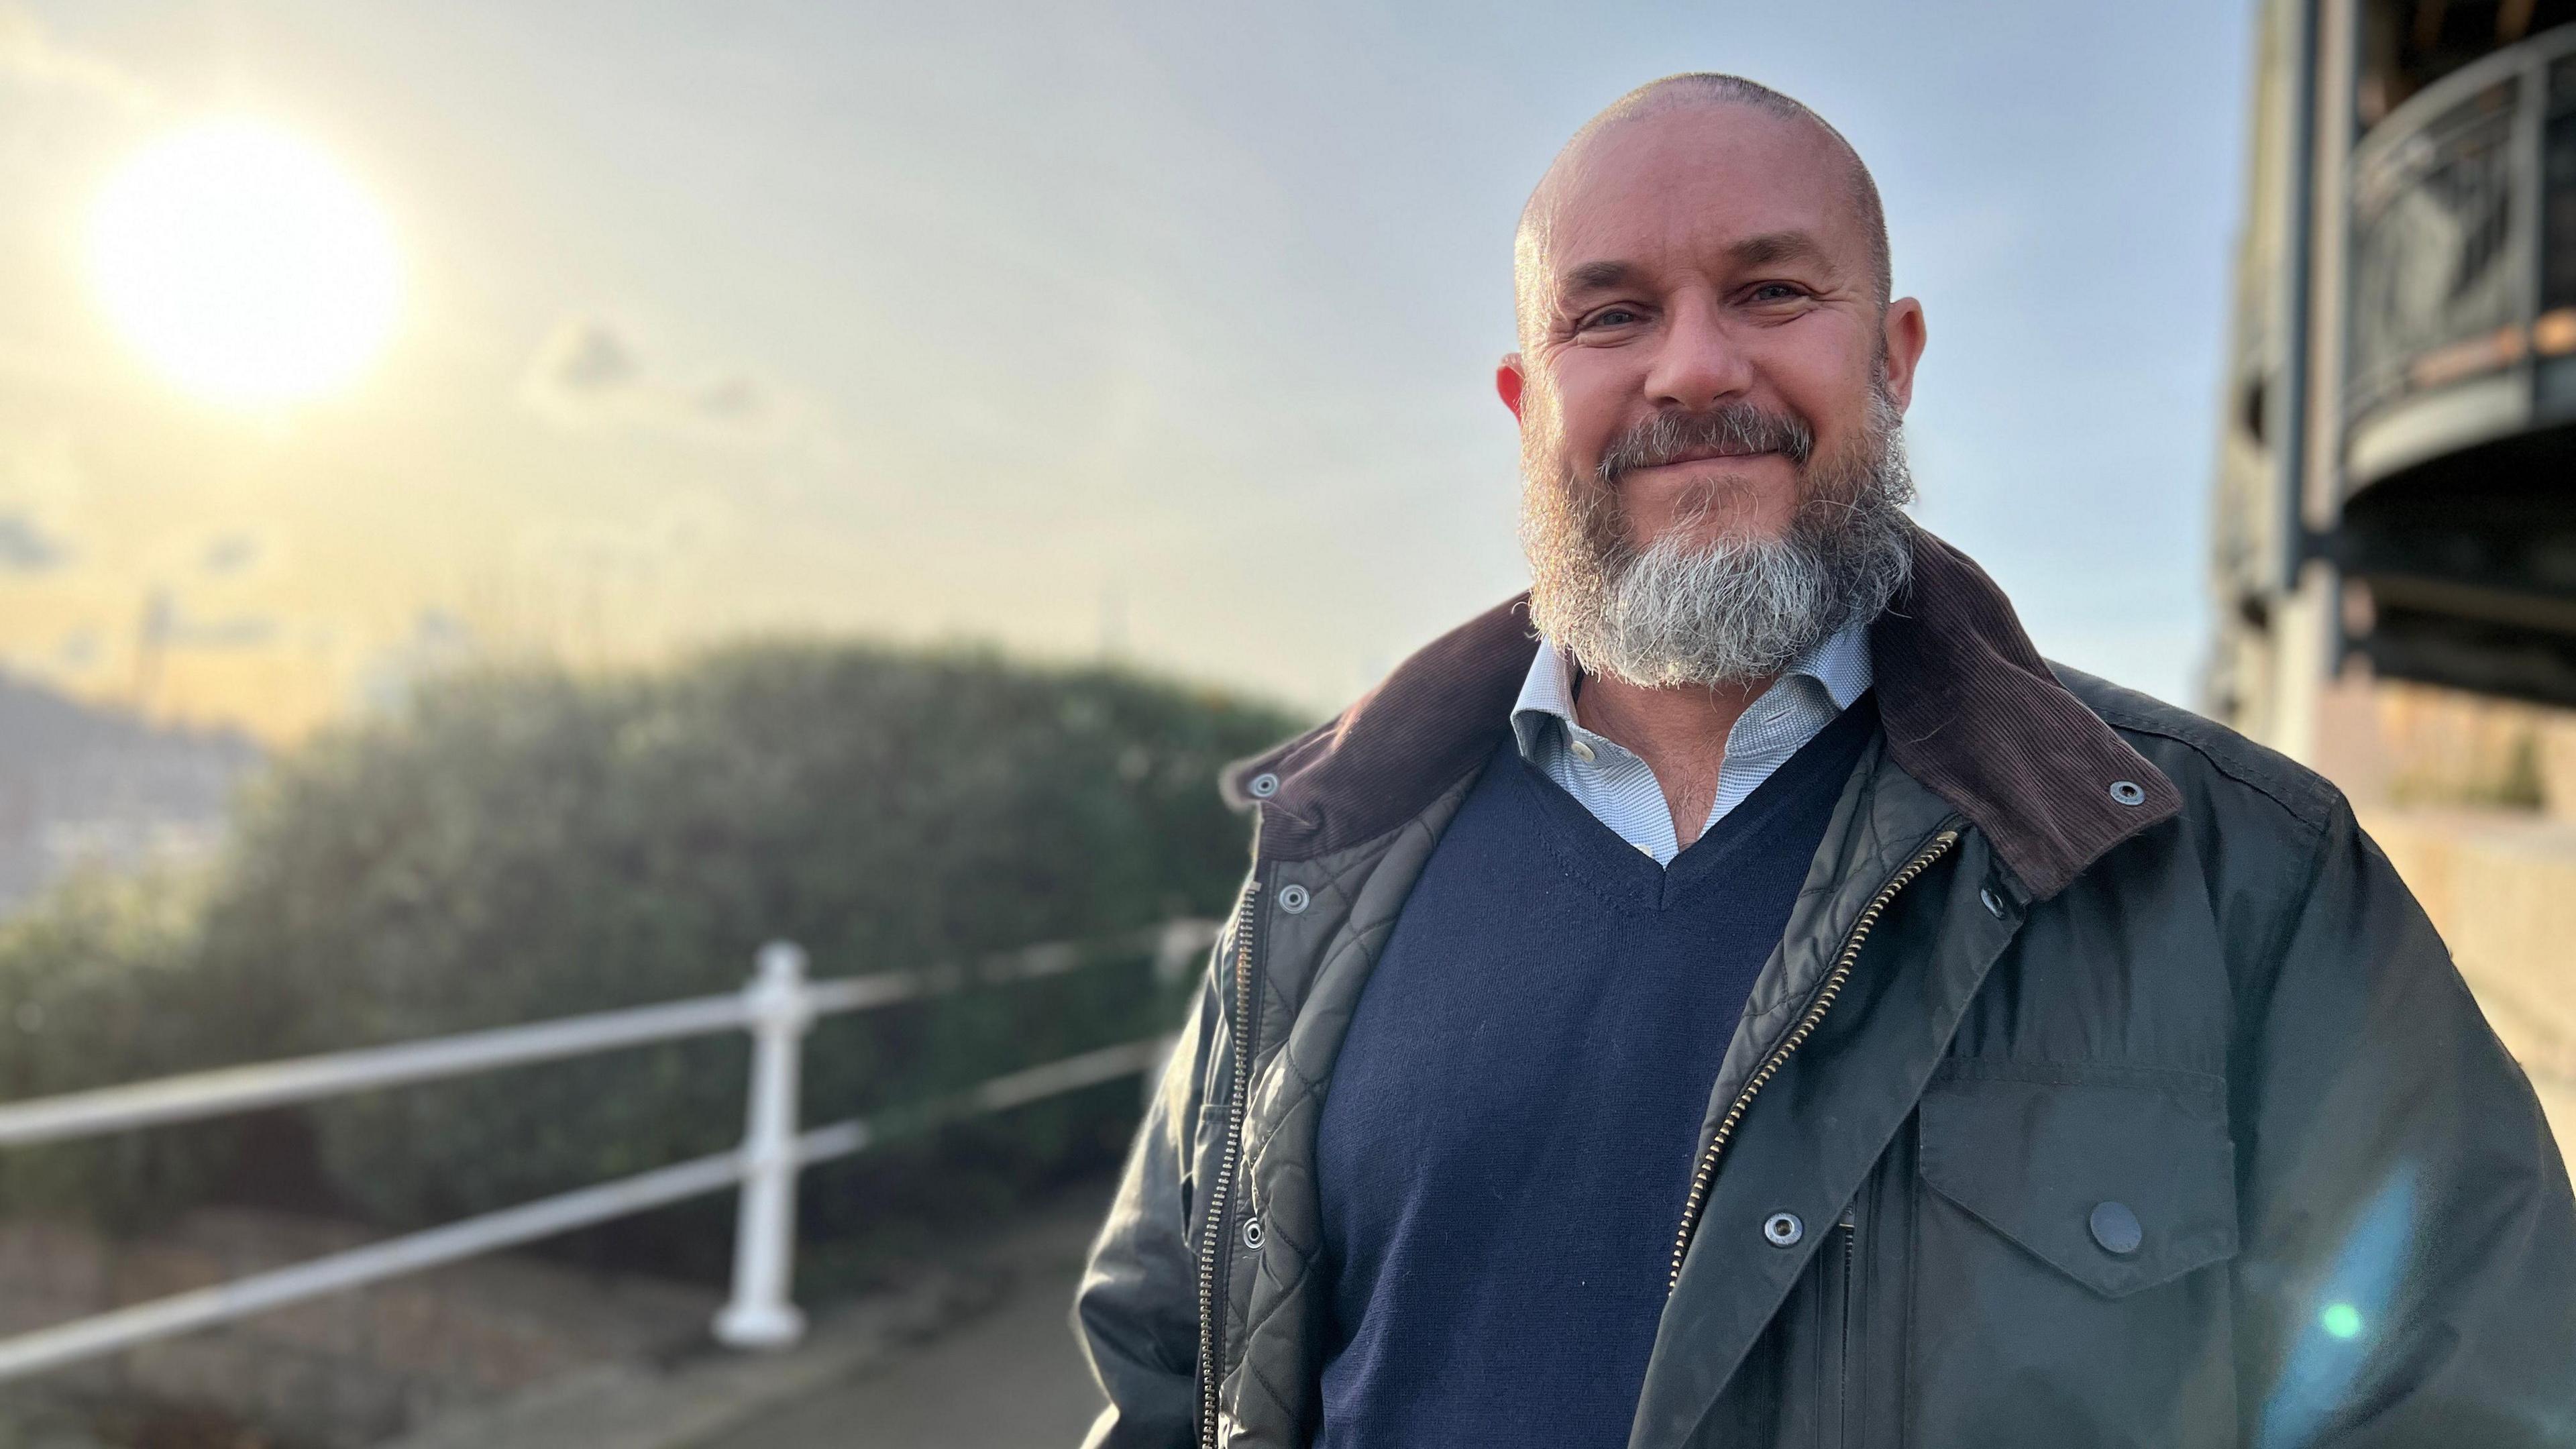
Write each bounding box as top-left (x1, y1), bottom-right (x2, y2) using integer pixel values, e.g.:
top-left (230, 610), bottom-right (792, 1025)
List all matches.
top-left (1666, 828), bottom-right (1958, 1291)
top-left (1831, 1203), bottom-right (1858, 1449)
top-left (1197, 870), bottom-right (1265, 1448)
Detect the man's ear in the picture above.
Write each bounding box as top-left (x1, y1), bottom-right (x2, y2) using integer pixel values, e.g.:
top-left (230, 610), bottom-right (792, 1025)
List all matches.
top-left (1496, 354), bottom-right (1526, 421)
top-left (1878, 300), bottom-right (1927, 414)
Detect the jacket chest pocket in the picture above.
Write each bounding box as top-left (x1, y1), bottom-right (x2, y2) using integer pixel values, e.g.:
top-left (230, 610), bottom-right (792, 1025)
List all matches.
top-left (1908, 1063), bottom-right (2241, 1448)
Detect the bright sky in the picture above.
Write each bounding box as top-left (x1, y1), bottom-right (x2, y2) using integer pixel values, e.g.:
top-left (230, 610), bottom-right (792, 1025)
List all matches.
top-left (0, 0), bottom-right (2254, 737)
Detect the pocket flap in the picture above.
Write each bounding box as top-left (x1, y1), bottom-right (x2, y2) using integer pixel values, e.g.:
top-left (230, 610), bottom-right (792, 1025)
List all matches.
top-left (1918, 1065), bottom-right (2239, 1299)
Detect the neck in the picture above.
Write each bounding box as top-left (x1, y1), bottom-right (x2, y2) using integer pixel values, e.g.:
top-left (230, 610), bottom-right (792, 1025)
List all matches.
top-left (1572, 668), bottom-right (1774, 850)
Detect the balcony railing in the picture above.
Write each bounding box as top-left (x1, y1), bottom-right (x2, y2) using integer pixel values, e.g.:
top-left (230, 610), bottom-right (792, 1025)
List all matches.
top-left (2345, 23), bottom-right (2576, 487)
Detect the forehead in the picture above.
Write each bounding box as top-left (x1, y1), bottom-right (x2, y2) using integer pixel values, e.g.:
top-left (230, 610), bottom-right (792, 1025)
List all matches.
top-left (1533, 105), bottom-right (1862, 290)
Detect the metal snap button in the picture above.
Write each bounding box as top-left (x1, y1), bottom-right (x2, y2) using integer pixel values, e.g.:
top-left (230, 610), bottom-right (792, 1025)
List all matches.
top-left (1248, 771), bottom-right (1280, 798)
top-left (1979, 886), bottom-right (2006, 919)
top-left (2108, 780), bottom-right (2147, 807)
top-left (1762, 1211), bottom-right (1804, 1248)
top-left (1240, 1215), bottom-right (1265, 1250)
top-left (2090, 1200), bottom-right (2143, 1256)
top-left (1278, 883), bottom-right (1310, 914)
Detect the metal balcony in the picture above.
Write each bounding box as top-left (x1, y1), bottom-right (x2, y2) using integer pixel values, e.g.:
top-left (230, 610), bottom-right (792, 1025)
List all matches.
top-left (2339, 23), bottom-right (2576, 704)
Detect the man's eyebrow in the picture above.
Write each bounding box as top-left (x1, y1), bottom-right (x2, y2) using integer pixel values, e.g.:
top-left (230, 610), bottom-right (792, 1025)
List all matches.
top-left (1556, 259), bottom-right (1647, 298)
top-left (1729, 231), bottom-right (1833, 272)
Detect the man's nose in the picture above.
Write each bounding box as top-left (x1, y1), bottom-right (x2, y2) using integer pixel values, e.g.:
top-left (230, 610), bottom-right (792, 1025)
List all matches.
top-left (1641, 299), bottom-right (1752, 411)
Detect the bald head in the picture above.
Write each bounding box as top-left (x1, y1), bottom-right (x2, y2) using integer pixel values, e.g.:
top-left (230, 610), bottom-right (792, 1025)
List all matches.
top-left (1515, 74), bottom-right (1891, 341)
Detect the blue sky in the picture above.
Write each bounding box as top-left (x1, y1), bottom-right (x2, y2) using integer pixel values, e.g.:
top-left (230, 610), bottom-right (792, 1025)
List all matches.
top-left (0, 0), bottom-right (2254, 729)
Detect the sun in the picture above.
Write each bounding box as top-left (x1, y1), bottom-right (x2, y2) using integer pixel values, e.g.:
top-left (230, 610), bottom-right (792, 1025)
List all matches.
top-left (87, 118), bottom-right (402, 408)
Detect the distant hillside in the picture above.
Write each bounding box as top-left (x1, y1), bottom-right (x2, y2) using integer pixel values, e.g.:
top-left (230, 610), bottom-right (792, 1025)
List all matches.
top-left (0, 675), bottom-right (261, 913)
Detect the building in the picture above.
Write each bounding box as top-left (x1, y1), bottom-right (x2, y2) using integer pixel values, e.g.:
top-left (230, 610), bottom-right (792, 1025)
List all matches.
top-left (2215, 0), bottom-right (2576, 770)
top-left (0, 672), bottom-right (258, 915)
top-left (2212, 0), bottom-right (2576, 1140)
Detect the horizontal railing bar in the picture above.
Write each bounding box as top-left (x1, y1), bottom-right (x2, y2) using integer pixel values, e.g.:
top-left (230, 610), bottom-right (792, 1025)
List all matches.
top-left (0, 1036), bottom-right (1168, 1384)
top-left (792, 1036), bottom-right (1171, 1168)
top-left (802, 923), bottom-right (1214, 1016)
top-left (0, 994), bottom-right (751, 1149)
top-left (0, 1148), bottom-right (751, 1383)
top-left (0, 922), bottom-right (1214, 1149)
top-left (963, 1036), bottom-right (1173, 1116)
top-left (802, 943), bottom-right (1082, 1016)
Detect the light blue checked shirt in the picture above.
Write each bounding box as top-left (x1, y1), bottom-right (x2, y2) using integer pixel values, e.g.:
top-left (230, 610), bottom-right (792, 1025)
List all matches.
top-left (1509, 623), bottom-right (1873, 865)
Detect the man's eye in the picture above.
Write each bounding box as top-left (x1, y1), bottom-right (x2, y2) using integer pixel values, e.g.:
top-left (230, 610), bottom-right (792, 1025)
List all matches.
top-left (1748, 284), bottom-right (1805, 303)
top-left (1582, 307), bottom-right (1644, 329)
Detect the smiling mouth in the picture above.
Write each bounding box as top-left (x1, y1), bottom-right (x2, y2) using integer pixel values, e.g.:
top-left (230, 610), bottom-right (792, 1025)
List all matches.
top-left (1638, 445), bottom-right (1779, 468)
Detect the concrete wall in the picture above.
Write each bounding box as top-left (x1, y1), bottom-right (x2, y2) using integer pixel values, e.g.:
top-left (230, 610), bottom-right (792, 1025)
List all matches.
top-left (2365, 808), bottom-right (2576, 1148)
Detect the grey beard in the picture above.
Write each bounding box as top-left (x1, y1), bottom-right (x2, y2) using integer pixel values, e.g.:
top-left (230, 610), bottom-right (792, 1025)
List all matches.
top-left (1520, 390), bottom-right (1917, 690)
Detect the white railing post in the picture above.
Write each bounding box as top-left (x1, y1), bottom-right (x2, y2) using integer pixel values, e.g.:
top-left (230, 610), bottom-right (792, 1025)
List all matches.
top-left (714, 940), bottom-right (814, 1348)
top-left (1149, 918), bottom-right (1203, 988)
top-left (1145, 920), bottom-right (1208, 1108)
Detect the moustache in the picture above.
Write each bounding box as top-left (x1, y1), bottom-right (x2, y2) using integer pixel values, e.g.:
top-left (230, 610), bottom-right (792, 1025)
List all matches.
top-left (1596, 403), bottom-right (1816, 483)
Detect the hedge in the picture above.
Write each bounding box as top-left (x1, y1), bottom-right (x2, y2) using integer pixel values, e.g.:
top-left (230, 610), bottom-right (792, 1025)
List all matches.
top-left (0, 641), bottom-right (1298, 1275)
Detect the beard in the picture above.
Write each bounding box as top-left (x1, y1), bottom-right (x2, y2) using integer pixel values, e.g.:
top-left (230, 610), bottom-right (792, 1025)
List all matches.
top-left (1518, 379), bottom-right (1917, 690)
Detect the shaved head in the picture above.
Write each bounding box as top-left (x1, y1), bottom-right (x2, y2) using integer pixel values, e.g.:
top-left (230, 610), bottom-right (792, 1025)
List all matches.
top-left (1515, 74), bottom-right (1891, 343)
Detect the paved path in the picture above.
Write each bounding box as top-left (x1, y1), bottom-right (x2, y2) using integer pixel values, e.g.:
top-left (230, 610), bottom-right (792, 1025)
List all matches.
top-left (697, 1197), bottom-right (1108, 1449)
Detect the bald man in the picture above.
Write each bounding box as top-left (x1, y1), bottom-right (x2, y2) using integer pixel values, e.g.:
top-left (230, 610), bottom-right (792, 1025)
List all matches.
top-left (1075, 74), bottom-right (2576, 1448)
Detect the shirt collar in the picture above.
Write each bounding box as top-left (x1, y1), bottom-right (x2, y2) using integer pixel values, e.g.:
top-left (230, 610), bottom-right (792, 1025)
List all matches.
top-left (1509, 619), bottom-right (1874, 761)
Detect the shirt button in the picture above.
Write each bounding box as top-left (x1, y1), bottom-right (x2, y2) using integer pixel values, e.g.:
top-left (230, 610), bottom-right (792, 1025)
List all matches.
top-left (1568, 737), bottom-right (1596, 763)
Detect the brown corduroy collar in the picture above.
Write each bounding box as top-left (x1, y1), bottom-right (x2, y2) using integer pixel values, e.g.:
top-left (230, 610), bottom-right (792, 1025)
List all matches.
top-left (1222, 527), bottom-right (2181, 902)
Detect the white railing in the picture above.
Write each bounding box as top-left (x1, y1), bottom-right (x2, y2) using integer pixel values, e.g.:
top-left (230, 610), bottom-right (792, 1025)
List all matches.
top-left (0, 920), bottom-right (1217, 1383)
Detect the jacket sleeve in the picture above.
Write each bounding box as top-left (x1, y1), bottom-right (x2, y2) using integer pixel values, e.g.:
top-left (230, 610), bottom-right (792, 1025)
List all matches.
top-left (1073, 952), bottom-right (1226, 1449)
top-left (2233, 799), bottom-right (2576, 1446)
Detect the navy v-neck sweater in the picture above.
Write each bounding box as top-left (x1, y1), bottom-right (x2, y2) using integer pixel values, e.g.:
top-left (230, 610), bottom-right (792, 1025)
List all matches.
top-left (1312, 695), bottom-right (1878, 1449)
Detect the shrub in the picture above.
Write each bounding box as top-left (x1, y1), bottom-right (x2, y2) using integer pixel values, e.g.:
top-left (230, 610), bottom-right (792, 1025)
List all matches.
top-left (184, 641), bottom-right (1295, 1263)
top-left (0, 867), bottom-right (248, 1229)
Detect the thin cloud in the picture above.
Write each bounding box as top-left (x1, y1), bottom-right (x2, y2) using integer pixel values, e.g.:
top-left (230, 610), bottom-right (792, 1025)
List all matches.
top-left (201, 533), bottom-right (263, 576)
top-left (0, 7), bottom-right (157, 111)
top-left (519, 314), bottom-right (787, 444)
top-left (139, 590), bottom-right (278, 651)
top-left (693, 372), bottom-right (765, 422)
top-left (0, 513), bottom-right (68, 572)
top-left (355, 607), bottom-right (479, 713)
top-left (53, 630), bottom-right (98, 672)
top-left (173, 616), bottom-right (278, 650)
top-left (534, 318), bottom-right (643, 394)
